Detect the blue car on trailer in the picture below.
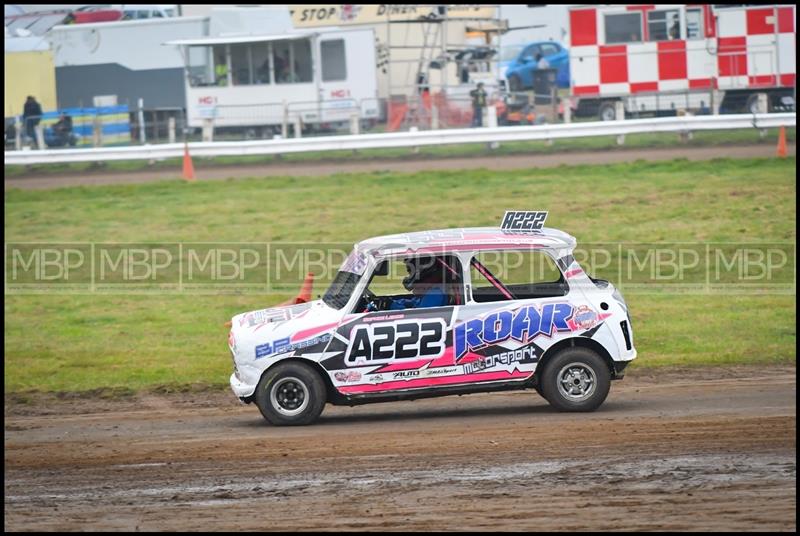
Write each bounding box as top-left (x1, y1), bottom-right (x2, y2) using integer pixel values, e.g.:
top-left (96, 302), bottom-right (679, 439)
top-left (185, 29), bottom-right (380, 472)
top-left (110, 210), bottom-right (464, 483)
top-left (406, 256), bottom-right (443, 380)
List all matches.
top-left (503, 41), bottom-right (570, 92)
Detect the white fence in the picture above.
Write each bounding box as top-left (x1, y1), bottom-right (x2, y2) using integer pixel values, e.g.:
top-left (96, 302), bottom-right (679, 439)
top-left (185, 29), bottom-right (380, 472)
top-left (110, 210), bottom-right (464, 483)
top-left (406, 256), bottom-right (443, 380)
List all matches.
top-left (4, 113), bottom-right (795, 166)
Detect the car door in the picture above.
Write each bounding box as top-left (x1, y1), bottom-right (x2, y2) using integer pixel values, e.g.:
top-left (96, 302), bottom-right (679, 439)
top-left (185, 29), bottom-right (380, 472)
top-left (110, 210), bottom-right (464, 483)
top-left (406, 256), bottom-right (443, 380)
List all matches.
top-left (320, 255), bottom-right (464, 396)
top-left (519, 44), bottom-right (542, 86)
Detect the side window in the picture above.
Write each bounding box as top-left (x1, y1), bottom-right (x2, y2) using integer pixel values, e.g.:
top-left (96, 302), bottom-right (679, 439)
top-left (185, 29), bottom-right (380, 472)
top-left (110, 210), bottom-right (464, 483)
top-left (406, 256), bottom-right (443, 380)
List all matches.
top-left (648, 9), bottom-right (681, 42)
top-left (356, 255), bottom-right (463, 312)
top-left (231, 43), bottom-right (252, 85)
top-left (293, 39), bottom-right (313, 83)
top-left (321, 39), bottom-right (347, 82)
top-left (522, 45), bottom-right (540, 61)
top-left (274, 39), bottom-right (313, 84)
top-left (605, 12), bottom-right (643, 44)
top-left (540, 43), bottom-right (559, 57)
top-left (686, 8), bottom-right (704, 39)
top-left (251, 42), bottom-right (271, 84)
top-left (187, 45), bottom-right (214, 87)
top-left (469, 251), bottom-right (567, 303)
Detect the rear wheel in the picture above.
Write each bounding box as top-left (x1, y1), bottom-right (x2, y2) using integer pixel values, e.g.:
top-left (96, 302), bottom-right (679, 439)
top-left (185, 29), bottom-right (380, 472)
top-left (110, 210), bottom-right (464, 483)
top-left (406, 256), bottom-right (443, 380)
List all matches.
top-left (255, 361), bottom-right (326, 425)
top-left (540, 348), bottom-right (611, 412)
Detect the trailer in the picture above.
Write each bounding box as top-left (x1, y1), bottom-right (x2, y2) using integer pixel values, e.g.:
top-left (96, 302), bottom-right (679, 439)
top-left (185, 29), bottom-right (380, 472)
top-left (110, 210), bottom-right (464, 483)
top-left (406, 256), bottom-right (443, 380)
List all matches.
top-left (167, 28), bottom-right (380, 130)
top-left (567, 4), bottom-right (796, 119)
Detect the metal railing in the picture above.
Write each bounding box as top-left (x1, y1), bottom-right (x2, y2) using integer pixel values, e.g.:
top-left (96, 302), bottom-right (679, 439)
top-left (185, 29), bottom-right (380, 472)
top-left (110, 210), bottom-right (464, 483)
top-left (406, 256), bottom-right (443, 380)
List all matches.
top-left (4, 113), bottom-right (794, 166)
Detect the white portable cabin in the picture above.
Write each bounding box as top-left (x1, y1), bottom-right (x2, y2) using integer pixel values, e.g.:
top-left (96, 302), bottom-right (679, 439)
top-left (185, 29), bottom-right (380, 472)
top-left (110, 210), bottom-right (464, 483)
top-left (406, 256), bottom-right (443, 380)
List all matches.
top-left (567, 4), bottom-right (796, 117)
top-left (167, 29), bottom-right (379, 129)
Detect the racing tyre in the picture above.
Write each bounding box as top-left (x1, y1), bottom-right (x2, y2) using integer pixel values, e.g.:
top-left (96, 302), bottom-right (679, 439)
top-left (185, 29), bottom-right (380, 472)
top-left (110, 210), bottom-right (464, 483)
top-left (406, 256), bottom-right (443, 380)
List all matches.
top-left (540, 348), bottom-right (611, 412)
top-left (255, 361), bottom-right (327, 425)
top-left (508, 75), bottom-right (522, 93)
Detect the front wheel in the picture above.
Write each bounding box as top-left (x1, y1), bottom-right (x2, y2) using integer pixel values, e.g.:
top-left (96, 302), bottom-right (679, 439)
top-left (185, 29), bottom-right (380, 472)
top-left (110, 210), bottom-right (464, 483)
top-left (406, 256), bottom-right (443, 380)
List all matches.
top-left (508, 74), bottom-right (523, 93)
top-left (255, 361), bottom-right (327, 425)
top-left (539, 348), bottom-right (611, 412)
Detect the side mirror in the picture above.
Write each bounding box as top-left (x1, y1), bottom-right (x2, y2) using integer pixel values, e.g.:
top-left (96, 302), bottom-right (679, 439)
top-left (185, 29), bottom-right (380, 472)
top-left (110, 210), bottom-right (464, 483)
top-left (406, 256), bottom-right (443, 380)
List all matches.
top-left (374, 260), bottom-right (389, 276)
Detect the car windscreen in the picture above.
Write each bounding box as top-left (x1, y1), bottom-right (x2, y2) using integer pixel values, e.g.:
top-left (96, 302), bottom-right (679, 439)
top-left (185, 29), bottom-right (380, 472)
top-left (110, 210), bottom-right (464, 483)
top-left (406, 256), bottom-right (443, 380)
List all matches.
top-left (322, 270), bottom-right (361, 310)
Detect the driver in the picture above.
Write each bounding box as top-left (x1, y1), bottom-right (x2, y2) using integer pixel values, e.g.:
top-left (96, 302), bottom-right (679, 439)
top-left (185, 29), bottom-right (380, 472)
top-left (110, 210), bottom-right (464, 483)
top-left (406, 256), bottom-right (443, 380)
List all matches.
top-left (369, 256), bottom-right (450, 311)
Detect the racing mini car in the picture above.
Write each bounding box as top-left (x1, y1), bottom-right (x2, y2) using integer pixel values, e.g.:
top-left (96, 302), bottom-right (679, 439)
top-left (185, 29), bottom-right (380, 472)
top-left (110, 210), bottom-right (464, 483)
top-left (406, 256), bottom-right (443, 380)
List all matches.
top-left (228, 211), bottom-right (636, 425)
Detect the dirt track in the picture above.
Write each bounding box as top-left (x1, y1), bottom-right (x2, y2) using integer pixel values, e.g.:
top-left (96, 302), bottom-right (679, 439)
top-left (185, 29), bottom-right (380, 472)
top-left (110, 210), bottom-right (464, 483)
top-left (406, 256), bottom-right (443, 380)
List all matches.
top-left (5, 143), bottom-right (795, 190)
top-left (4, 365), bottom-right (796, 531)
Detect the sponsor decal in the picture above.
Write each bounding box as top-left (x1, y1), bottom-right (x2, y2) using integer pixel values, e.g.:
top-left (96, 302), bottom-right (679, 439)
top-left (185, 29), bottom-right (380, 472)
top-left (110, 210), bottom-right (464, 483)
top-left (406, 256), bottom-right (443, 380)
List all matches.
top-left (334, 370), bottom-right (362, 383)
top-left (393, 370), bottom-right (420, 379)
top-left (345, 319), bottom-right (447, 365)
top-left (363, 313), bottom-right (404, 323)
top-left (500, 211), bottom-right (548, 232)
top-left (573, 305), bottom-right (598, 330)
top-left (454, 303), bottom-right (574, 360)
top-left (463, 346), bottom-right (538, 374)
top-left (370, 374), bottom-right (384, 383)
top-left (423, 366), bottom-right (458, 377)
top-left (239, 308), bottom-right (289, 328)
top-left (255, 333), bottom-right (332, 359)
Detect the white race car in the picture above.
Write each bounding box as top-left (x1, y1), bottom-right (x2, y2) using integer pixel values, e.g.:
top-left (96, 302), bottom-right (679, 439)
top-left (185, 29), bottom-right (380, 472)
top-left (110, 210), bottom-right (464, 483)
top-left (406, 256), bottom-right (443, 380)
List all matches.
top-left (228, 211), bottom-right (636, 425)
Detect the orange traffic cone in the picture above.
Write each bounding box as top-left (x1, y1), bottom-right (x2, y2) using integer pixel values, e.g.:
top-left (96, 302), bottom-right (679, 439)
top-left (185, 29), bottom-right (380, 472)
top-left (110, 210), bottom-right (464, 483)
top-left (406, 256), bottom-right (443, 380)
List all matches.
top-left (776, 126), bottom-right (787, 158)
top-left (294, 272), bottom-right (315, 304)
top-left (182, 142), bottom-right (196, 181)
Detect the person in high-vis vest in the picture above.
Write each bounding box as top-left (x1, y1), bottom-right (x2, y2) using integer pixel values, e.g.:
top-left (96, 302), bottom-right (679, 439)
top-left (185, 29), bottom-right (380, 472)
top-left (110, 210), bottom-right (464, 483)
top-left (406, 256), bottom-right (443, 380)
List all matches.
top-left (215, 51), bottom-right (228, 86)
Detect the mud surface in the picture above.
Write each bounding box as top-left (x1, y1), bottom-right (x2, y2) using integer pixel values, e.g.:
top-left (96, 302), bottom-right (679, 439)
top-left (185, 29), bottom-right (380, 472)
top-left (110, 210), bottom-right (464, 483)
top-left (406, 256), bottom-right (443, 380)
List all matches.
top-left (4, 366), bottom-right (796, 531)
top-left (5, 143), bottom-right (795, 190)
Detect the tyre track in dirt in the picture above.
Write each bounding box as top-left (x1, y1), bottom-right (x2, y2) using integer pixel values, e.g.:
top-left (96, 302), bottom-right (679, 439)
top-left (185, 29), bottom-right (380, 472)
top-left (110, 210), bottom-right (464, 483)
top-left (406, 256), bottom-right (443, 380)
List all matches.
top-left (4, 366), bottom-right (796, 531)
top-left (5, 143), bottom-right (795, 190)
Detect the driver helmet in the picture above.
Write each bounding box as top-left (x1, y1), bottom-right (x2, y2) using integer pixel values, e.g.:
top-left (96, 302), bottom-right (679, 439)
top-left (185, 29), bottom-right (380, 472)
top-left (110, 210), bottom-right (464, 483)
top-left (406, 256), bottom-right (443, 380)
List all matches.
top-left (402, 256), bottom-right (440, 291)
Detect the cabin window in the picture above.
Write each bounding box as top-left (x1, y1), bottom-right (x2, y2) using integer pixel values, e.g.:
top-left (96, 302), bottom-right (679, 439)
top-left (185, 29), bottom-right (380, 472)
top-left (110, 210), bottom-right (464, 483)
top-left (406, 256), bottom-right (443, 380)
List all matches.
top-left (647, 9), bottom-right (681, 41)
top-left (251, 42), bottom-right (272, 84)
top-left (686, 8), bottom-right (704, 39)
top-left (604, 12), bottom-right (642, 44)
top-left (231, 43), bottom-right (252, 85)
top-left (274, 38), bottom-right (313, 84)
top-left (187, 45), bottom-right (216, 87)
top-left (321, 39), bottom-right (347, 82)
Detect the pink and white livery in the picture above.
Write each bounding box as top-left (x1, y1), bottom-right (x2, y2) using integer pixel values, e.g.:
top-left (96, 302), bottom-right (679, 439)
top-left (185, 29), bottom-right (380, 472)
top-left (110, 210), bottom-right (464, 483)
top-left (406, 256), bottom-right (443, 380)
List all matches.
top-left (568, 4), bottom-right (795, 119)
top-left (228, 212), bottom-right (636, 425)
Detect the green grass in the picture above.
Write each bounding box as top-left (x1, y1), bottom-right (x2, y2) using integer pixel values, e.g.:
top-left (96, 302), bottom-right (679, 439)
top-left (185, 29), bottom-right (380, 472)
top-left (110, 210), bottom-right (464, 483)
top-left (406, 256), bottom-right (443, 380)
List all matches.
top-left (4, 126), bottom-right (795, 178)
top-left (4, 157), bottom-right (796, 393)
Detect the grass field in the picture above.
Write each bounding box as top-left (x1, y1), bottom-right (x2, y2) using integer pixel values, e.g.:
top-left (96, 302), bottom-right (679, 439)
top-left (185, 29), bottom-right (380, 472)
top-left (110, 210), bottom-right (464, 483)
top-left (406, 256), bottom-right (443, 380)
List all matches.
top-left (4, 157), bottom-right (796, 394)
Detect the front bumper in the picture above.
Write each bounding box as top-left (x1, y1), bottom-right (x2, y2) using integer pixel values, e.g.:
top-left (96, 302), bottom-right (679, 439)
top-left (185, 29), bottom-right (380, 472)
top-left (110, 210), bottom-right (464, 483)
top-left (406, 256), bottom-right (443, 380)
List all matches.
top-left (230, 371), bottom-right (257, 399)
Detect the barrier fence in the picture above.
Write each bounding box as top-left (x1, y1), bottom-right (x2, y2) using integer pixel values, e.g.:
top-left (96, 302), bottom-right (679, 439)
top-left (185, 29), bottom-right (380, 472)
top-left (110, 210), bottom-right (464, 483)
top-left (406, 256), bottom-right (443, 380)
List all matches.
top-left (4, 112), bottom-right (795, 166)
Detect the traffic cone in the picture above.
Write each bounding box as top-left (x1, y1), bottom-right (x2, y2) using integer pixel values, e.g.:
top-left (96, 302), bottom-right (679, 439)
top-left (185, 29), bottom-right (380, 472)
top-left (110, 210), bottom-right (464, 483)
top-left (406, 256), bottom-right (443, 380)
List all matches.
top-left (294, 272), bottom-right (315, 304)
top-left (182, 142), bottom-right (195, 181)
top-left (276, 272), bottom-right (315, 306)
top-left (776, 126), bottom-right (787, 158)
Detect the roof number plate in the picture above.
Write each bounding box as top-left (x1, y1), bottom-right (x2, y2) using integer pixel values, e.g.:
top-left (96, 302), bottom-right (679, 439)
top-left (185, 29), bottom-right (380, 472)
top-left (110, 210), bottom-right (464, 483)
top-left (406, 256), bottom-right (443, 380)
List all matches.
top-left (500, 211), bottom-right (548, 232)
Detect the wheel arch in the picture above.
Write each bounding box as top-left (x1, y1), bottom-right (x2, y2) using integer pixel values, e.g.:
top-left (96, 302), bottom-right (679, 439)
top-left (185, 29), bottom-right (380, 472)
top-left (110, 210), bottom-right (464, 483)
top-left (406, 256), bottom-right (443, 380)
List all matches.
top-left (535, 336), bottom-right (617, 386)
top-left (246, 357), bottom-right (342, 405)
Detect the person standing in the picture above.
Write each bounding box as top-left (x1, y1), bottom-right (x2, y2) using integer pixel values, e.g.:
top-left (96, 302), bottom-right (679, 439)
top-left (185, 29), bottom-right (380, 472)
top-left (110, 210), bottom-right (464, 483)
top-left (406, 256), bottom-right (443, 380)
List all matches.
top-left (470, 82), bottom-right (487, 127)
top-left (22, 96), bottom-right (43, 144)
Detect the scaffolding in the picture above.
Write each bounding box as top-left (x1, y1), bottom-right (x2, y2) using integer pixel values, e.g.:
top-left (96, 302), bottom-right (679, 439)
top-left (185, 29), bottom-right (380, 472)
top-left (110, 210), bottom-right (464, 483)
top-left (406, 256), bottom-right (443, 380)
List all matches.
top-left (382, 5), bottom-right (506, 131)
